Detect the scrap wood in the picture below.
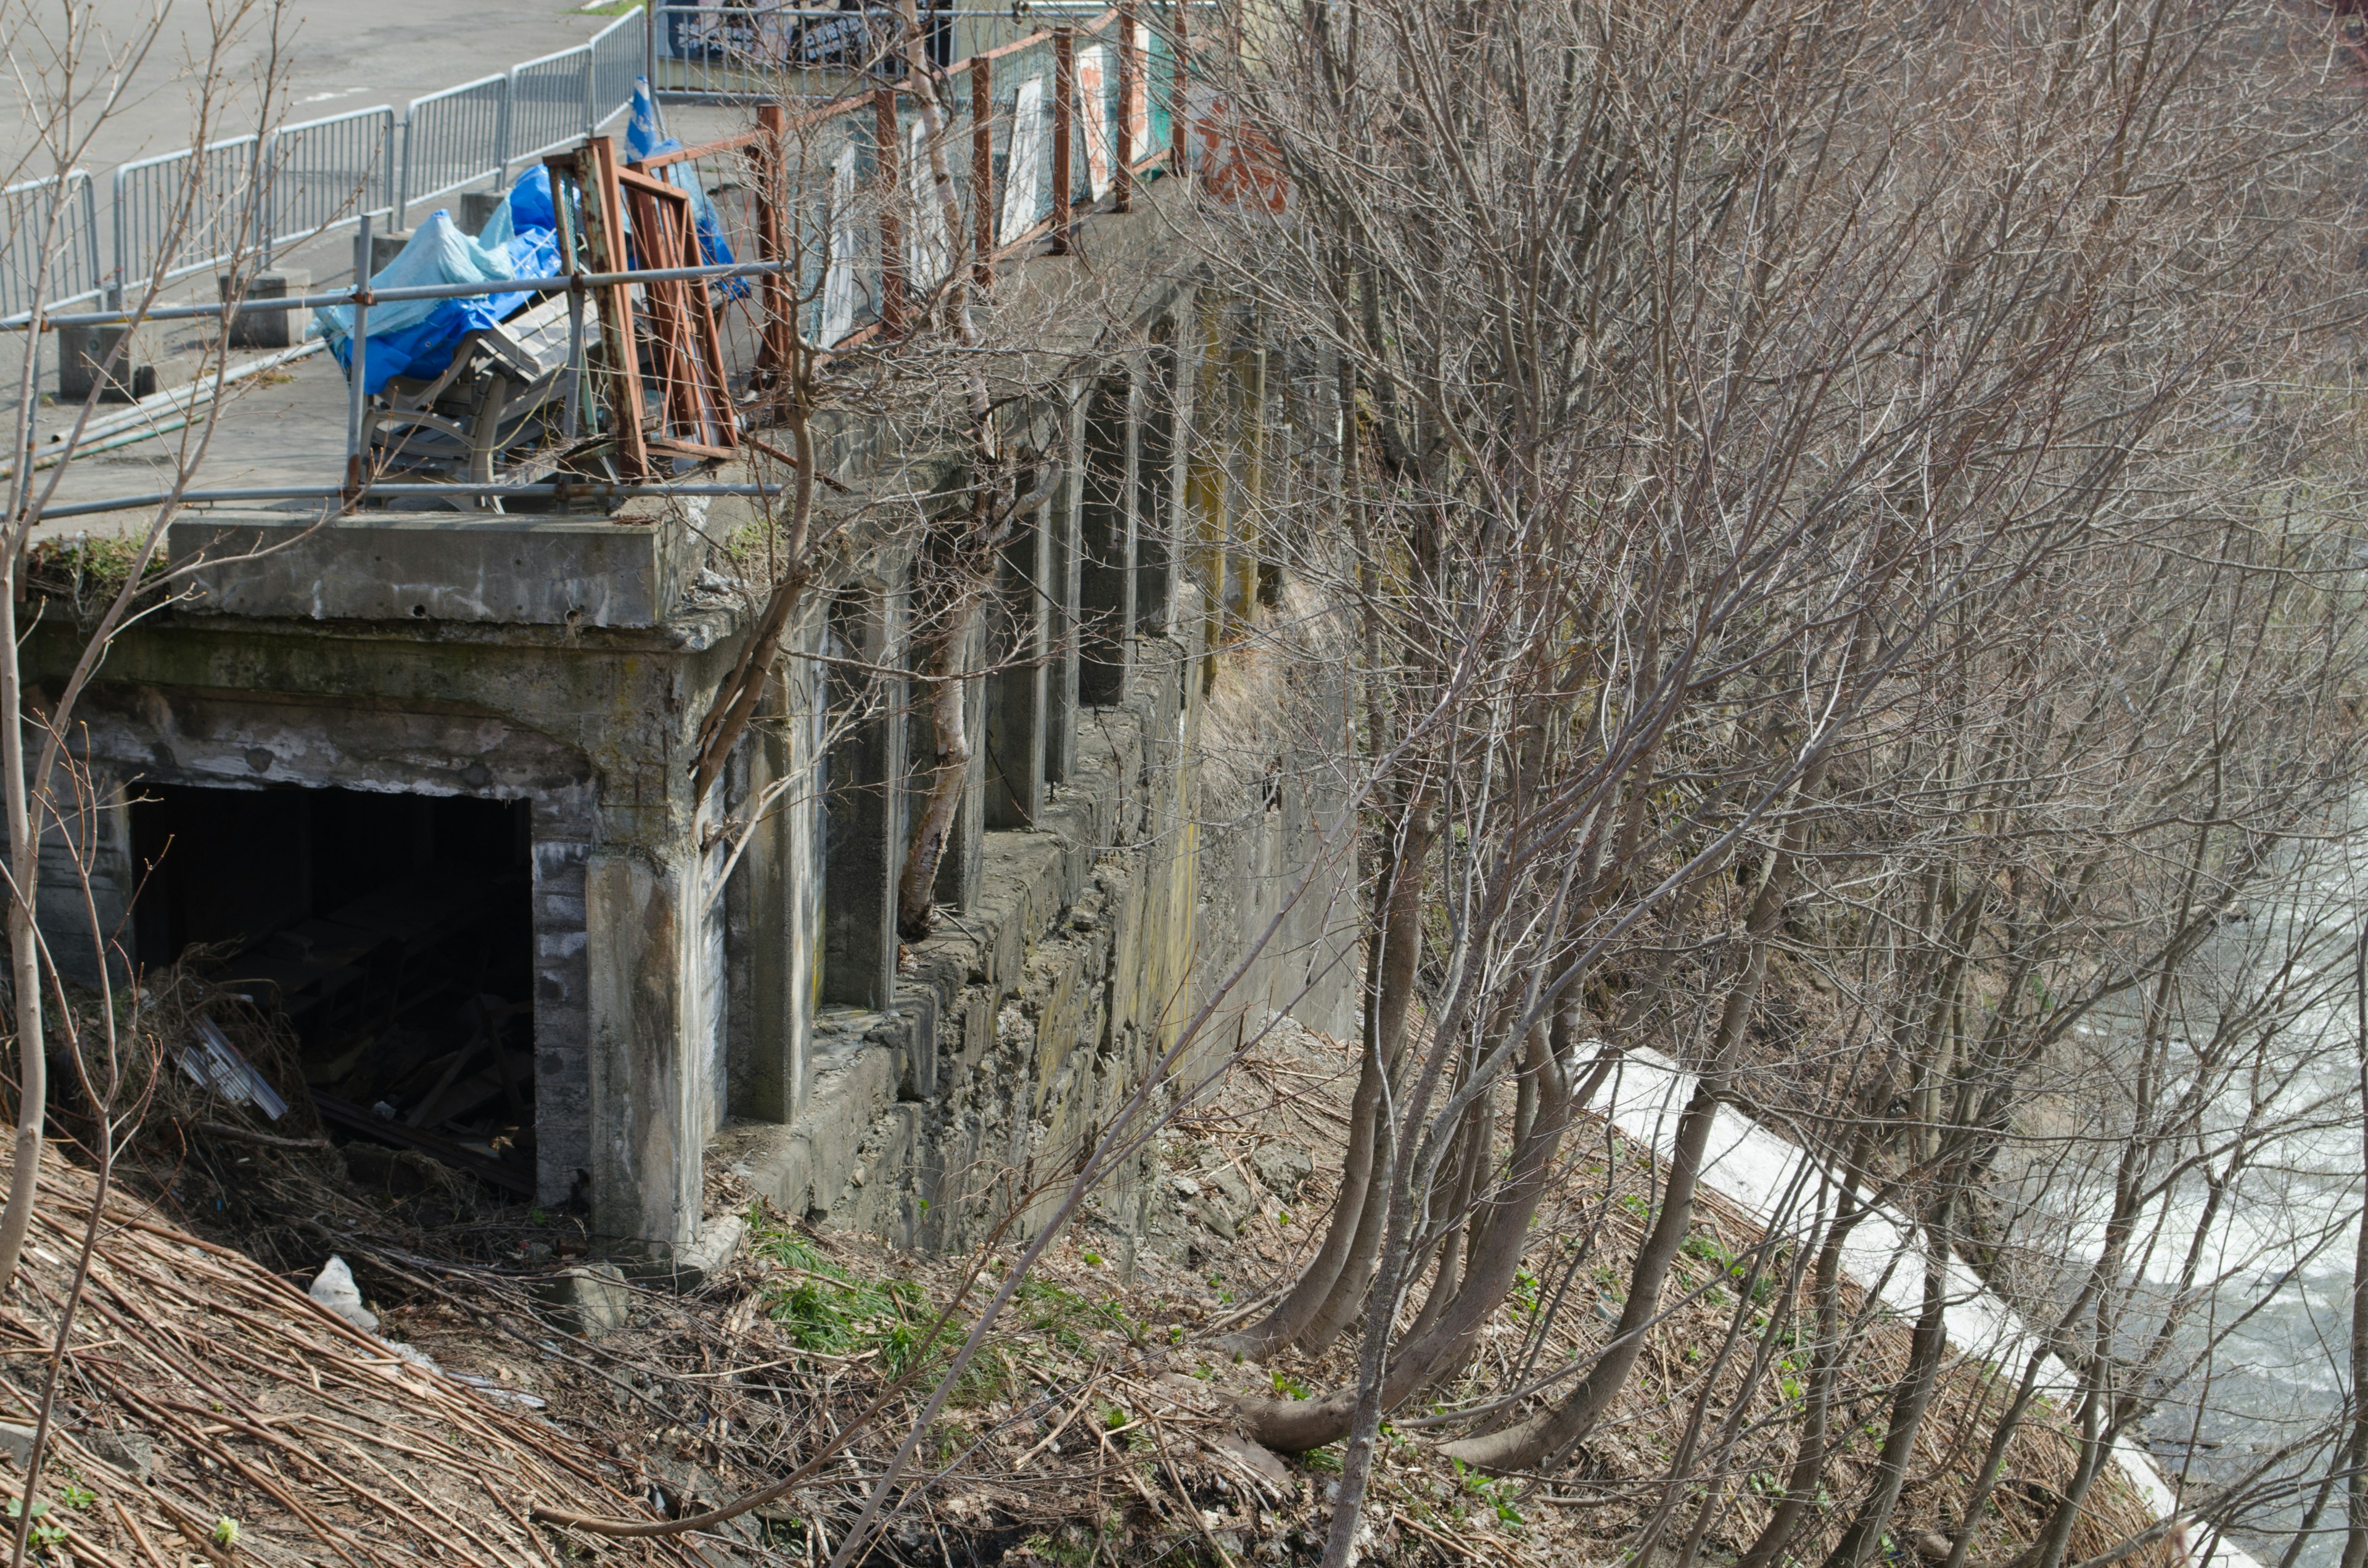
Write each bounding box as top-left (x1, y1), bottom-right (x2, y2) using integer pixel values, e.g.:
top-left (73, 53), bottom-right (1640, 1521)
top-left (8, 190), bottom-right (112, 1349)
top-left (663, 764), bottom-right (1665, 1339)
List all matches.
top-left (0, 1150), bottom-right (697, 1568)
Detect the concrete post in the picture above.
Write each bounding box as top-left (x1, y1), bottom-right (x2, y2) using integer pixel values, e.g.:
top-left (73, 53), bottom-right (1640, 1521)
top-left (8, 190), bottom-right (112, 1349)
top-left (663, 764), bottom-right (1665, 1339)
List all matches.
top-left (1137, 324), bottom-right (1181, 638)
top-left (1046, 391), bottom-right (1085, 786)
top-left (822, 585), bottom-right (905, 1009)
top-left (221, 269), bottom-right (310, 351)
top-left (728, 674), bottom-right (799, 1123)
top-left (56, 325), bottom-right (157, 404)
top-left (987, 480), bottom-right (1052, 829)
top-left (1077, 366), bottom-right (1137, 706)
top-left (585, 845), bottom-right (705, 1246)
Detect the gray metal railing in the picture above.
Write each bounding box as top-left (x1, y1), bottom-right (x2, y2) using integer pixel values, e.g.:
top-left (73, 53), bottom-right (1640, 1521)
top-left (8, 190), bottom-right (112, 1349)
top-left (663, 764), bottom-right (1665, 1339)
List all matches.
top-left (261, 105), bottom-right (399, 259)
top-left (112, 135), bottom-right (261, 293)
top-left (659, 4), bottom-right (1130, 73)
top-left (399, 72), bottom-right (512, 220)
top-left (9, 6), bottom-right (649, 313)
top-left (0, 171), bottom-right (104, 325)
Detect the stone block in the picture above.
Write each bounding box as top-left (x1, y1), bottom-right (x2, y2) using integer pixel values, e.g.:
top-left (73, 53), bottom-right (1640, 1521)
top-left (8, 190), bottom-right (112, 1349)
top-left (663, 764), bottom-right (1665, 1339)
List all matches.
top-left (459, 191), bottom-right (506, 235)
top-left (535, 1263), bottom-right (635, 1339)
top-left (56, 323), bottom-right (157, 404)
top-left (87, 1431), bottom-right (154, 1482)
top-left (369, 228), bottom-right (414, 274)
top-left (628, 1213), bottom-right (744, 1292)
top-left (220, 268), bottom-right (308, 350)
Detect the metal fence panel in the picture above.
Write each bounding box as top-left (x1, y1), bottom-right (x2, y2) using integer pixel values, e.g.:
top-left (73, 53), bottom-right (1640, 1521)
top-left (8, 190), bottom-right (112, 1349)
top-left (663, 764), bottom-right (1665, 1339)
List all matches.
top-left (112, 136), bottom-right (260, 290)
top-left (0, 171), bottom-right (104, 325)
top-left (590, 7), bottom-right (649, 129)
top-left (512, 45), bottom-right (593, 163)
top-left (261, 105), bottom-right (397, 256)
top-left (400, 73), bottom-right (510, 221)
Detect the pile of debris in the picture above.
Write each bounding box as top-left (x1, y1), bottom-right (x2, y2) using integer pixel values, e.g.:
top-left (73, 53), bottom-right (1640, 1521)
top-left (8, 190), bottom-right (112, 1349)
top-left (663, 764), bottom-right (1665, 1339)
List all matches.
top-left (0, 1147), bottom-right (701, 1568)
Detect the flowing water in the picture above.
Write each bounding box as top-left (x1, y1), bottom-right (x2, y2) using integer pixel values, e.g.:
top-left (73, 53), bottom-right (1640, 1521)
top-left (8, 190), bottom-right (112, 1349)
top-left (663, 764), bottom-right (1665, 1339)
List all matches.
top-left (1997, 844), bottom-right (2368, 1568)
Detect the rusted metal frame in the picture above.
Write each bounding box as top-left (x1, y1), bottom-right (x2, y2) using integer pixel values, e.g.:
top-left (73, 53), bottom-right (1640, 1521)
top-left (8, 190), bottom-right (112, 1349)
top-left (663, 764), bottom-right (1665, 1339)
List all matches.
top-left (1171, 0), bottom-right (1189, 172)
top-left (618, 164), bottom-right (738, 453)
top-left (753, 104), bottom-right (794, 380)
top-left (1052, 29), bottom-right (1075, 255)
top-left (565, 137), bottom-right (648, 480)
top-left (971, 55), bottom-right (995, 287)
top-left (876, 87), bottom-right (906, 337)
top-left (639, 128), bottom-right (763, 170)
top-left (621, 181), bottom-right (704, 446)
top-left (1115, 5), bottom-right (1138, 212)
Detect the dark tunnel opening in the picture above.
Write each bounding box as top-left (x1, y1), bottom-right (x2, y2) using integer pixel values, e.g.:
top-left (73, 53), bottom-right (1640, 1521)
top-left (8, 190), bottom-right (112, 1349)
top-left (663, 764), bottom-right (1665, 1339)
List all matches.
top-left (130, 782), bottom-right (536, 1191)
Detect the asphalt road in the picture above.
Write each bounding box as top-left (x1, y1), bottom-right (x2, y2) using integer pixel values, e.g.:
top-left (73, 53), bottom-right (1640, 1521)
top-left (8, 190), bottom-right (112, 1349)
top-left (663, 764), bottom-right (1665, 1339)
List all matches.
top-left (1, 0), bottom-right (652, 182)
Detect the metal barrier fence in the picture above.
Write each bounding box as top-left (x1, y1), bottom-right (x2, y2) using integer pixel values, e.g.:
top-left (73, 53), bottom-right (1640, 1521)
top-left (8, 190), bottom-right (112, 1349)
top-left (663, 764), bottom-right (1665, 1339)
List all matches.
top-left (659, 4), bottom-right (1133, 73)
top-left (0, 171), bottom-right (104, 326)
top-left (47, 7), bottom-right (649, 310)
top-left (399, 9), bottom-right (648, 223)
top-left (400, 73), bottom-right (512, 218)
top-left (261, 106), bottom-right (399, 258)
top-left (112, 134), bottom-right (261, 293)
top-left (2, 1), bottom-right (1195, 331)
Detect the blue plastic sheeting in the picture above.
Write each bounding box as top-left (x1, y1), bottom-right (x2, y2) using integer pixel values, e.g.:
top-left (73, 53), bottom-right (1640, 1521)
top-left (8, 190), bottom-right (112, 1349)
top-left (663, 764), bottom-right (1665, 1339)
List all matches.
top-left (625, 77), bottom-right (742, 290)
top-left (315, 171), bottom-right (559, 395)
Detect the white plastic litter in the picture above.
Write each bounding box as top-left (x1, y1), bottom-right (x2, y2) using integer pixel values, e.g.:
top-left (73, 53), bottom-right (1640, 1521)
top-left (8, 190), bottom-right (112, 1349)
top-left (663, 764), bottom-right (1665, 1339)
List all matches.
top-left (179, 1017), bottom-right (288, 1121)
top-left (308, 1255), bottom-right (379, 1334)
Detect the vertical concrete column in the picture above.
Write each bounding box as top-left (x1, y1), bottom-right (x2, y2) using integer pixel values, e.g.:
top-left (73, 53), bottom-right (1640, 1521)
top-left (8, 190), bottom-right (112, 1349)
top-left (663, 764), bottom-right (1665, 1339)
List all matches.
top-left (726, 675), bottom-right (799, 1124)
top-left (585, 844), bottom-right (705, 1246)
top-left (987, 469), bottom-right (1051, 829)
top-left (1046, 390), bottom-right (1085, 786)
top-left (1078, 366), bottom-right (1138, 707)
top-left (930, 612), bottom-right (986, 909)
top-left (531, 822), bottom-right (594, 1207)
top-left (822, 584), bottom-right (905, 1009)
top-left (1137, 311), bottom-right (1187, 640)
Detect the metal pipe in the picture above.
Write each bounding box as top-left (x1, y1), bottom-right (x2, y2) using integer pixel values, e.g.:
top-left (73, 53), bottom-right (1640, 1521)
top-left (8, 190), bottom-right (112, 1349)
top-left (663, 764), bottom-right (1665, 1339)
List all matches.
top-left (36, 481), bottom-right (791, 522)
top-left (345, 214), bottom-right (372, 493)
top-left (7, 257), bottom-right (807, 330)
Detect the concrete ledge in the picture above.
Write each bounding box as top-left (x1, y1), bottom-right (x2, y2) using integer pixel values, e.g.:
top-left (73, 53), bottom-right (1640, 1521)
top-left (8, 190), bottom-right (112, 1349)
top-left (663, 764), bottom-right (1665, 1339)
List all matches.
top-left (168, 507), bottom-right (705, 628)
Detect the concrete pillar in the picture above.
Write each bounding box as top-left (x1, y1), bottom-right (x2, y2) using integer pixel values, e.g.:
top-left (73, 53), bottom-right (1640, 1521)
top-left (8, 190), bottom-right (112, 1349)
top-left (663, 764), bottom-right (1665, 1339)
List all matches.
top-left (987, 473), bottom-right (1051, 829)
top-left (221, 269), bottom-right (310, 351)
top-left (1046, 393), bottom-right (1084, 786)
top-left (726, 672), bottom-right (799, 1123)
top-left (57, 325), bottom-right (157, 404)
top-left (822, 585), bottom-right (905, 1008)
top-left (1078, 366), bottom-right (1137, 706)
top-left (531, 822), bottom-right (594, 1207)
top-left (1138, 314), bottom-right (1185, 639)
top-left (585, 845), bottom-right (705, 1246)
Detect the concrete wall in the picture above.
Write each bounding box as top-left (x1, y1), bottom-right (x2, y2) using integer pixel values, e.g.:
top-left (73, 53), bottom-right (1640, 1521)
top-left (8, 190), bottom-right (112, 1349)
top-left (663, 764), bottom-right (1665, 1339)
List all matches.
top-left (23, 216), bottom-right (1357, 1255)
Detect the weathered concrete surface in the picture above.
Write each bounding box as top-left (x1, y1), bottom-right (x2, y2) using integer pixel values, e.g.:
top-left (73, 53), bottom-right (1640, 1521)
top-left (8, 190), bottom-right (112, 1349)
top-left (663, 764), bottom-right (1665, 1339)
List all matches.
top-left (716, 612), bottom-right (1360, 1263)
top-left (168, 498), bottom-right (713, 628)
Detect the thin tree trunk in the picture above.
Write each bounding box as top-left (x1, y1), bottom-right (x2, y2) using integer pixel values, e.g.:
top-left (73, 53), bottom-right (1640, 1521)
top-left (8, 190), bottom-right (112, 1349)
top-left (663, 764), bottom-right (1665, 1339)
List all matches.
top-left (1225, 806), bottom-right (1434, 1359)
top-left (0, 570), bottom-right (42, 1297)
top-left (898, 594), bottom-right (982, 938)
top-left (1820, 1196), bottom-right (1954, 1568)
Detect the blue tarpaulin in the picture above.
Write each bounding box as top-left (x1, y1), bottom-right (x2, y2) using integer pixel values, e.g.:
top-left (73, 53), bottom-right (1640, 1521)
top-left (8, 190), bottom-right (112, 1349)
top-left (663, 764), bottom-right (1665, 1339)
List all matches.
top-left (317, 168), bottom-right (561, 395)
top-left (626, 77), bottom-right (742, 290)
top-left (318, 96), bottom-right (742, 394)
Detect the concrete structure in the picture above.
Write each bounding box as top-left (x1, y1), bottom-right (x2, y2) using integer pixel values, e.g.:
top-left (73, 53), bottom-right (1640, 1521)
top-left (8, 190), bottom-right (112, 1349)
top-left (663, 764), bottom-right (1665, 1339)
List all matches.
top-left (25, 192), bottom-right (1359, 1258)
